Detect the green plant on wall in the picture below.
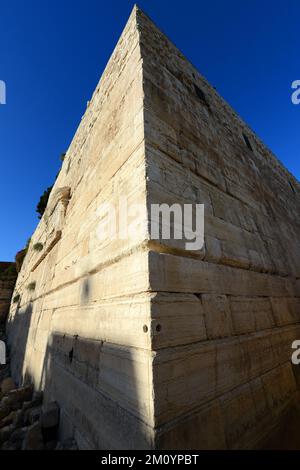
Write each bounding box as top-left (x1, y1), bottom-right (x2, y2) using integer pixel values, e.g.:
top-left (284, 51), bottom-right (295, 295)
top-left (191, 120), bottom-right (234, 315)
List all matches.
top-left (13, 293), bottom-right (21, 303)
top-left (36, 186), bottom-right (53, 219)
top-left (33, 242), bottom-right (44, 252)
top-left (25, 238), bottom-right (31, 250)
top-left (27, 282), bottom-right (36, 291)
top-left (15, 237), bottom-right (32, 273)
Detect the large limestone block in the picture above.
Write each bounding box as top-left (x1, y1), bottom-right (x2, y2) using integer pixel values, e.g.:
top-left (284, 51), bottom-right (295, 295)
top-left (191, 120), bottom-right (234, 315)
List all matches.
top-left (148, 250), bottom-right (298, 297)
top-left (201, 294), bottom-right (233, 339)
top-left (230, 296), bottom-right (275, 335)
top-left (156, 400), bottom-right (227, 450)
top-left (150, 293), bottom-right (206, 349)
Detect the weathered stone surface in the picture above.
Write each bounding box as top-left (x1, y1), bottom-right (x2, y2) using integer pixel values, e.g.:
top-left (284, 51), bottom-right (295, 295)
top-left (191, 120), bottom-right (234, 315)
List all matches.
top-left (6, 385), bottom-right (33, 410)
top-left (0, 377), bottom-right (16, 395)
top-left (0, 423), bottom-right (15, 444)
top-left (40, 401), bottom-right (59, 443)
top-left (0, 262), bottom-right (17, 325)
top-left (0, 315), bottom-right (66, 449)
top-left (0, 410), bottom-right (17, 430)
top-left (230, 297), bottom-right (275, 335)
top-left (0, 400), bottom-right (10, 421)
top-left (25, 406), bottom-right (42, 426)
top-left (22, 422), bottom-right (44, 450)
top-left (201, 294), bottom-right (232, 339)
top-left (5, 5), bottom-right (300, 450)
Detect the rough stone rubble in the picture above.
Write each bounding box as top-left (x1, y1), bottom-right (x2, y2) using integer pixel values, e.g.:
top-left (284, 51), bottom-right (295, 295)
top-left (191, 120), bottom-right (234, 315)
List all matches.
top-left (0, 326), bottom-right (77, 450)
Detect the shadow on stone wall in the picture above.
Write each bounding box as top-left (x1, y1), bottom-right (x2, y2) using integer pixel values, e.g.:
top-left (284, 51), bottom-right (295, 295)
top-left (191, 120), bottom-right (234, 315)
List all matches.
top-left (6, 301), bottom-right (33, 386)
top-left (35, 332), bottom-right (153, 450)
top-left (0, 262), bottom-right (17, 327)
top-left (5, 275), bottom-right (152, 449)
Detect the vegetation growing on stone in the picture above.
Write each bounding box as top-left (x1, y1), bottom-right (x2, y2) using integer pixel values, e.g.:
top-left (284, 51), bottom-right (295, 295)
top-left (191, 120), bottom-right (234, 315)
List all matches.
top-left (36, 186), bottom-right (53, 219)
top-left (13, 294), bottom-right (20, 303)
top-left (27, 282), bottom-right (36, 291)
top-left (33, 242), bottom-right (44, 252)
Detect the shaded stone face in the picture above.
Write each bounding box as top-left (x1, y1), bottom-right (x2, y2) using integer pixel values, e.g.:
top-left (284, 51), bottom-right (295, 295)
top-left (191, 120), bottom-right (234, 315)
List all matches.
top-left (0, 262), bottom-right (17, 326)
top-left (6, 6), bottom-right (300, 450)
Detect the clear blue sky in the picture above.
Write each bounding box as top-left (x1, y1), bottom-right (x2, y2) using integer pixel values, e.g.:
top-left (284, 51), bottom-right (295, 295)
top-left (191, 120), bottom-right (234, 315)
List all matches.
top-left (0, 0), bottom-right (299, 261)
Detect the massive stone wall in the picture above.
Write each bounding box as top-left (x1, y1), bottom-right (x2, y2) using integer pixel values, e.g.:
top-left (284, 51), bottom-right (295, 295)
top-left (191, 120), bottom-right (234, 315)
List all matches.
top-left (138, 9), bottom-right (300, 449)
top-left (6, 6), bottom-right (300, 449)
